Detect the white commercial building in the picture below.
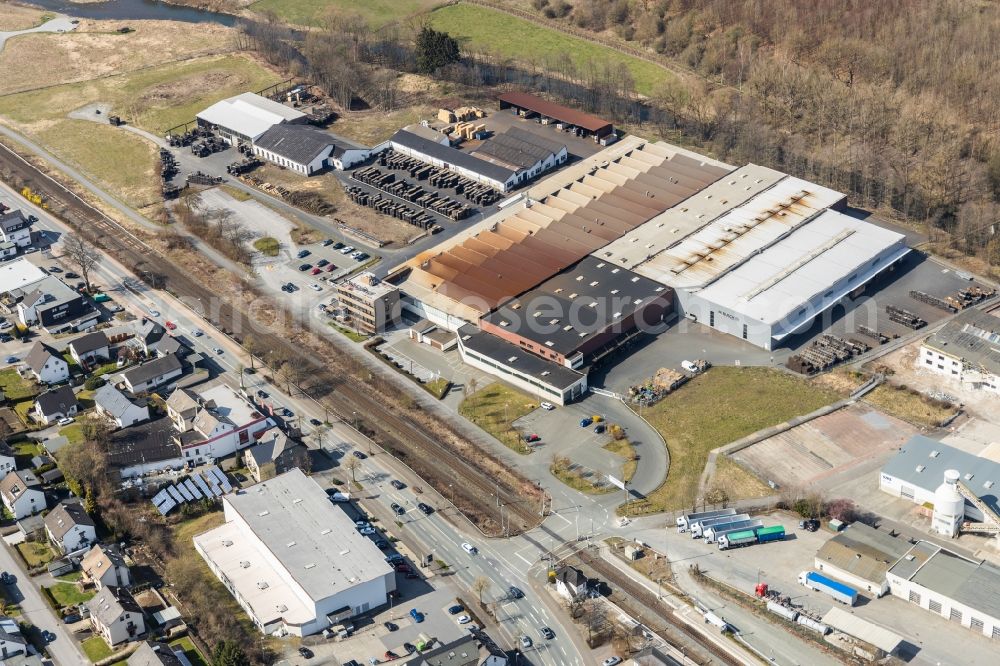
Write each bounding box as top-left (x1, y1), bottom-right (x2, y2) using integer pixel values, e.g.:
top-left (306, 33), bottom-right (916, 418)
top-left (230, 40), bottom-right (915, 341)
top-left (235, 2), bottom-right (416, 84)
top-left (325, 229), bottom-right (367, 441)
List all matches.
top-left (887, 540), bottom-right (1000, 641)
top-left (194, 469), bottom-right (395, 637)
top-left (253, 124), bottom-right (370, 174)
top-left (196, 92), bottom-right (307, 145)
top-left (918, 308), bottom-right (1000, 394)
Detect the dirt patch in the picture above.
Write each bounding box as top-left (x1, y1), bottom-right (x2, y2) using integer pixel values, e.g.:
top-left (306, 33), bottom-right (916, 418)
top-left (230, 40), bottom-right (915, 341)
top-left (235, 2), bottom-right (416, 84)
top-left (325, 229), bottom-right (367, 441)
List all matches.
top-left (0, 3), bottom-right (46, 31)
top-left (138, 69), bottom-right (248, 106)
top-left (0, 18), bottom-right (235, 95)
top-left (809, 367), bottom-right (865, 396)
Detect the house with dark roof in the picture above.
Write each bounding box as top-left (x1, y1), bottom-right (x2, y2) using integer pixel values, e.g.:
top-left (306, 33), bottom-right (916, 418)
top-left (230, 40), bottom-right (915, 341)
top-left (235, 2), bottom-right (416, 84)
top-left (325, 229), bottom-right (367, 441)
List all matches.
top-left (86, 586), bottom-right (145, 646)
top-left (253, 124), bottom-right (370, 175)
top-left (82, 544), bottom-right (131, 590)
top-left (0, 469), bottom-right (45, 520)
top-left (120, 353), bottom-right (183, 394)
top-left (0, 209), bottom-right (33, 248)
top-left (44, 501), bottom-right (96, 555)
top-left (472, 126), bottom-right (567, 187)
top-left (0, 613), bottom-right (29, 659)
top-left (107, 417), bottom-right (184, 479)
top-left (67, 331), bottom-right (110, 367)
top-left (128, 319), bottom-right (168, 356)
top-left (128, 641), bottom-right (189, 666)
top-left (95, 384), bottom-right (150, 428)
top-left (24, 341), bottom-right (69, 385)
top-left (243, 427), bottom-right (307, 482)
top-left (32, 385), bottom-right (78, 425)
top-left (555, 565), bottom-right (587, 600)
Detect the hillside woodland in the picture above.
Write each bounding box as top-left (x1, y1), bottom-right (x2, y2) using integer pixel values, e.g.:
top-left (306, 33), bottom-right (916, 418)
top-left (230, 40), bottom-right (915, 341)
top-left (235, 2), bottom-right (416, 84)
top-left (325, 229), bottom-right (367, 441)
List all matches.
top-left (525, 0), bottom-right (1000, 267)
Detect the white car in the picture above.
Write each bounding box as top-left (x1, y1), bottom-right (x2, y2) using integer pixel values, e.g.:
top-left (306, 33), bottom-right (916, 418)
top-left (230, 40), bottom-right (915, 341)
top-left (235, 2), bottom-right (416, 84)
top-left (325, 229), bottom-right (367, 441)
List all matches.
top-left (57, 417), bottom-right (75, 426)
top-left (461, 542), bottom-right (478, 555)
top-left (602, 658), bottom-right (621, 666)
top-left (309, 284), bottom-right (322, 292)
top-left (148, 309), bottom-right (160, 317)
top-left (0, 321), bottom-right (13, 331)
top-left (456, 615), bottom-right (471, 624)
top-left (191, 328), bottom-right (203, 337)
top-left (539, 402), bottom-right (555, 411)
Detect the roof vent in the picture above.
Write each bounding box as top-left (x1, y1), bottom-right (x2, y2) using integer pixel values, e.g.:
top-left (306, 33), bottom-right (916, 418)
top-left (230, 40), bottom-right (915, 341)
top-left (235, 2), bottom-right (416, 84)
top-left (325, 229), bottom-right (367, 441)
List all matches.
top-left (915, 465), bottom-right (925, 473)
top-left (257, 581), bottom-right (269, 590)
top-left (258, 510), bottom-right (269, 517)
top-left (507, 356), bottom-right (518, 363)
top-left (930, 450), bottom-right (939, 458)
top-left (222, 540), bottom-right (233, 547)
top-left (240, 561), bottom-right (250, 569)
top-left (276, 604), bottom-right (288, 612)
top-left (286, 541), bottom-right (297, 548)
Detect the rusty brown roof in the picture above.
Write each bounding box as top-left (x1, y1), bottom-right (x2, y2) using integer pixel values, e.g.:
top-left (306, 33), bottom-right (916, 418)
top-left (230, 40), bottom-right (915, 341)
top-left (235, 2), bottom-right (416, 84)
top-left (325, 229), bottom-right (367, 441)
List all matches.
top-left (499, 92), bottom-right (612, 133)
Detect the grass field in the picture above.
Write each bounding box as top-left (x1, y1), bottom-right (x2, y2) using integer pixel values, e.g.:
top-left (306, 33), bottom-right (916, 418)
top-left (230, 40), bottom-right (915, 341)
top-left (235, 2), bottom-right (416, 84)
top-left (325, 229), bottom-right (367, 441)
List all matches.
top-left (626, 367), bottom-right (839, 515)
top-left (250, 0), bottom-right (442, 27)
top-left (459, 382), bottom-right (538, 454)
top-left (81, 635), bottom-right (113, 662)
top-left (46, 582), bottom-right (95, 607)
top-left (170, 636), bottom-right (208, 666)
top-left (0, 368), bottom-right (39, 401)
top-left (863, 383), bottom-right (956, 428)
top-left (550, 456), bottom-right (613, 494)
top-left (0, 4), bottom-right (48, 31)
top-left (708, 456), bottom-right (774, 503)
top-left (428, 3), bottom-right (670, 95)
top-left (604, 437), bottom-right (638, 484)
top-left (331, 104), bottom-right (435, 147)
top-left (16, 541), bottom-right (55, 568)
top-left (253, 236), bottom-right (280, 256)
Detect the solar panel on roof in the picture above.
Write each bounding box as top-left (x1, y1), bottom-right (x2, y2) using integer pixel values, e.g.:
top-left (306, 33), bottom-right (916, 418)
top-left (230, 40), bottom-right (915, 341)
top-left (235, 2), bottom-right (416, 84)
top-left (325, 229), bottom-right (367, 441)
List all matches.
top-left (184, 478), bottom-right (202, 499)
top-left (204, 473), bottom-right (222, 496)
top-left (175, 483), bottom-right (194, 502)
top-left (167, 485), bottom-right (185, 503)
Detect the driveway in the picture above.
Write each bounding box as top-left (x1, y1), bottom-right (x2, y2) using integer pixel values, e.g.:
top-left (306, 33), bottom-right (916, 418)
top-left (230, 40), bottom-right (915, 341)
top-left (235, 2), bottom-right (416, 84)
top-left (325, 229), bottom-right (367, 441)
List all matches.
top-left (0, 15), bottom-right (77, 52)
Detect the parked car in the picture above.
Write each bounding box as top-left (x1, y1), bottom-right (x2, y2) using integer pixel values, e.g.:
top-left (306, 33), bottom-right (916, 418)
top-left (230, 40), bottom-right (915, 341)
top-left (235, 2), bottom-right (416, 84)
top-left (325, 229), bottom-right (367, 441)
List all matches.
top-left (540, 402), bottom-right (555, 410)
top-left (594, 423), bottom-right (606, 434)
top-left (384, 651), bottom-right (399, 661)
top-left (519, 635), bottom-right (532, 649)
top-left (325, 264), bottom-right (336, 272)
top-left (298, 263), bottom-right (312, 271)
top-left (0, 571), bottom-right (14, 585)
top-left (339, 245), bottom-right (355, 254)
top-left (580, 417), bottom-right (593, 427)
top-left (333, 242), bottom-right (345, 250)
top-left (409, 608), bottom-right (424, 623)
top-left (404, 572), bottom-right (420, 579)
top-left (309, 418), bottom-right (322, 426)
top-left (602, 658), bottom-right (621, 666)
top-left (310, 267), bottom-right (322, 275)
top-left (383, 621), bottom-right (398, 632)
top-left (191, 328), bottom-right (204, 337)
top-left (461, 542), bottom-right (478, 555)
top-left (63, 614), bottom-right (81, 624)
top-left (298, 647), bottom-right (313, 659)
top-left (0, 334), bottom-right (11, 343)
top-left (353, 450), bottom-right (367, 459)
top-left (282, 407), bottom-right (293, 417)
top-left (417, 502), bottom-right (434, 515)
top-left (41, 630), bottom-right (55, 643)
top-left (48, 266), bottom-right (62, 273)
top-left (57, 417), bottom-right (74, 426)
top-left (322, 239), bottom-right (334, 246)
top-left (390, 502), bottom-right (405, 516)
top-left (390, 479), bottom-right (405, 490)
top-left (317, 259), bottom-right (330, 267)
top-left (65, 272), bottom-right (79, 279)
top-left (447, 605), bottom-right (464, 615)
top-left (148, 308), bottom-right (160, 317)
top-left (4, 356), bottom-right (17, 364)
top-left (374, 538), bottom-right (389, 549)
top-left (456, 615), bottom-right (471, 624)
top-left (297, 249), bottom-right (311, 258)
top-left (164, 321), bottom-right (177, 330)
top-left (540, 626), bottom-right (554, 639)
top-left (525, 434), bottom-right (541, 443)
top-left (212, 347), bottom-right (224, 355)
top-left (402, 642), bottom-right (415, 654)
top-left (355, 252), bottom-right (369, 261)
top-left (309, 284), bottom-right (322, 292)
top-left (256, 389), bottom-right (268, 399)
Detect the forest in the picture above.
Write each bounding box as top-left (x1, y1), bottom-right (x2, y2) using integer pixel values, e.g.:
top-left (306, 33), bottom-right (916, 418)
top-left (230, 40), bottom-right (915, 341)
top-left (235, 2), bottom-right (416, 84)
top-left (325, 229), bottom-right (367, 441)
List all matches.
top-left (244, 0), bottom-right (1000, 269)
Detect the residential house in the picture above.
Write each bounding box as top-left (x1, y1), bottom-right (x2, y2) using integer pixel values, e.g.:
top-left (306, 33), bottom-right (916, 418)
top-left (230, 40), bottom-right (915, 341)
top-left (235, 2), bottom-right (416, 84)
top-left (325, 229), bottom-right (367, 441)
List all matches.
top-left (86, 586), bottom-right (145, 646)
top-left (0, 470), bottom-right (45, 519)
top-left (166, 384), bottom-right (273, 465)
top-left (24, 341), bottom-right (69, 385)
top-left (243, 427), bottom-right (308, 482)
top-left (44, 501), bottom-right (96, 555)
top-left (0, 258), bottom-right (98, 333)
top-left (407, 634), bottom-right (479, 666)
top-left (67, 331), bottom-right (110, 367)
top-left (120, 353), bottom-right (183, 394)
top-left (129, 319), bottom-right (168, 357)
top-left (0, 614), bottom-right (28, 659)
top-left (32, 385), bottom-right (78, 425)
top-left (107, 417), bottom-right (184, 479)
top-left (95, 384), bottom-right (149, 429)
top-left (0, 210), bottom-right (33, 248)
top-left (555, 566), bottom-right (587, 601)
top-left (128, 641), bottom-right (189, 666)
top-left (82, 544), bottom-right (131, 590)
top-left (0, 441), bottom-right (15, 477)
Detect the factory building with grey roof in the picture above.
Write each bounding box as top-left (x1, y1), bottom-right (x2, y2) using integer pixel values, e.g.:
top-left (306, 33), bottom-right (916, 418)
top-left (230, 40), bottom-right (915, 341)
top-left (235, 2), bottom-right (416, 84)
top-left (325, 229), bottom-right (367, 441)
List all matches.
top-left (887, 541), bottom-right (1000, 640)
top-left (919, 308), bottom-right (1000, 394)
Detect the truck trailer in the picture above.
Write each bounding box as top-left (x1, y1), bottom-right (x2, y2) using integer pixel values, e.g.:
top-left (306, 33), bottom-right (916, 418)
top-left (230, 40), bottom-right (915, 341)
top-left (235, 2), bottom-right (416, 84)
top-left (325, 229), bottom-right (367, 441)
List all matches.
top-left (755, 525), bottom-right (786, 543)
top-left (704, 519), bottom-right (763, 543)
top-left (676, 508), bottom-right (737, 532)
top-left (798, 571), bottom-right (858, 606)
top-left (690, 513), bottom-right (750, 538)
top-left (717, 525), bottom-right (786, 550)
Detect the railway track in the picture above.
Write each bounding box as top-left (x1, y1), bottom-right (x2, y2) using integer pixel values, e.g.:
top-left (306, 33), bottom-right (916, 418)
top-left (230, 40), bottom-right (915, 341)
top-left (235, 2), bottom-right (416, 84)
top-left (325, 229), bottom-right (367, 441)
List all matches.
top-left (0, 140), bottom-right (540, 535)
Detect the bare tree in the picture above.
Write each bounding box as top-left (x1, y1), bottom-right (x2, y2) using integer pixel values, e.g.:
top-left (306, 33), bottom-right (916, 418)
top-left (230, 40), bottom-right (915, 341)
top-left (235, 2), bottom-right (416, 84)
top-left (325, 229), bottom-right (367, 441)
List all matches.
top-left (471, 576), bottom-right (491, 605)
top-left (244, 333), bottom-right (260, 369)
top-left (63, 234), bottom-right (101, 294)
top-left (344, 456), bottom-right (361, 483)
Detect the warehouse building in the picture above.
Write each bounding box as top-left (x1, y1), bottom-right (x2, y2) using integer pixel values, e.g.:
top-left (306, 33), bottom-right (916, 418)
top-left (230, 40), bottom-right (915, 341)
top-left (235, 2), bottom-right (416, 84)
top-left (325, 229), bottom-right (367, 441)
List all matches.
top-left (252, 125), bottom-right (370, 175)
top-left (600, 167), bottom-right (908, 350)
top-left (471, 127), bottom-right (568, 185)
top-left (456, 324), bottom-right (587, 404)
top-left (479, 255), bottom-right (671, 370)
top-left (886, 540), bottom-right (1000, 640)
top-left (195, 469), bottom-right (394, 637)
top-left (196, 92), bottom-right (307, 146)
top-left (387, 129), bottom-right (520, 191)
top-left (919, 308), bottom-right (1000, 394)
top-left (814, 523), bottom-right (911, 597)
top-left (499, 91), bottom-right (614, 139)
top-left (879, 435), bottom-right (1000, 522)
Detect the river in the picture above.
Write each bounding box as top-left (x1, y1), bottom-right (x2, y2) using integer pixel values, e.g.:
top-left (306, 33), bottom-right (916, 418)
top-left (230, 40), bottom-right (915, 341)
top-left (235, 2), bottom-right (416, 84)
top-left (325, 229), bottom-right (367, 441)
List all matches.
top-left (23, 0), bottom-right (238, 26)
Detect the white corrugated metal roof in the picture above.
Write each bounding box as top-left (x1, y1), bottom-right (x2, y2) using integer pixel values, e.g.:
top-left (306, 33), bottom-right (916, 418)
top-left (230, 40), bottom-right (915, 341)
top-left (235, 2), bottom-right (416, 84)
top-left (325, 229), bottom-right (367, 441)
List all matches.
top-left (694, 209), bottom-right (907, 327)
top-left (196, 92), bottom-right (306, 141)
top-left (635, 176), bottom-right (845, 288)
top-left (822, 607), bottom-right (902, 652)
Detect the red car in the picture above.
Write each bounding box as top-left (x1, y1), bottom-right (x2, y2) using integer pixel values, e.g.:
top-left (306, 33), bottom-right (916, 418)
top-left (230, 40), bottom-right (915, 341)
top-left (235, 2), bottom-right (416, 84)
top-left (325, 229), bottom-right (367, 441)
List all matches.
top-left (384, 651), bottom-right (399, 661)
top-left (164, 321), bottom-right (177, 331)
top-left (325, 264), bottom-right (336, 272)
top-left (525, 434), bottom-right (541, 443)
top-left (310, 267), bottom-right (322, 275)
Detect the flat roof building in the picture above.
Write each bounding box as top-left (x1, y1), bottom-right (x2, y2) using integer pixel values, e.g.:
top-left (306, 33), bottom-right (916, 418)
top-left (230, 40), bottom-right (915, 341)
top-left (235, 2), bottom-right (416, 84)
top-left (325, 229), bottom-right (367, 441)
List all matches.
top-left (919, 308), bottom-right (1000, 394)
top-left (387, 129), bottom-right (520, 192)
top-left (194, 468), bottom-right (394, 637)
top-left (499, 92), bottom-right (614, 138)
top-left (196, 92), bottom-right (307, 145)
top-left (336, 273), bottom-right (400, 334)
top-left (479, 256), bottom-right (671, 369)
top-left (887, 541), bottom-right (1000, 641)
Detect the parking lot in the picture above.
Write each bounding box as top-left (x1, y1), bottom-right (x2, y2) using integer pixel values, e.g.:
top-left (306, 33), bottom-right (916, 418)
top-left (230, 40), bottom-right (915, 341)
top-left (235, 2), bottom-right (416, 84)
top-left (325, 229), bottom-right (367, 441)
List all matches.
top-left (513, 406), bottom-right (622, 481)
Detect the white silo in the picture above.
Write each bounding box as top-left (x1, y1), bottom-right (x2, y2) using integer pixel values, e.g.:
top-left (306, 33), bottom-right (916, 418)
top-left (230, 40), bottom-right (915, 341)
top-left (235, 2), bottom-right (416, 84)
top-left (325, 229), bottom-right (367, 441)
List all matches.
top-left (932, 469), bottom-right (965, 538)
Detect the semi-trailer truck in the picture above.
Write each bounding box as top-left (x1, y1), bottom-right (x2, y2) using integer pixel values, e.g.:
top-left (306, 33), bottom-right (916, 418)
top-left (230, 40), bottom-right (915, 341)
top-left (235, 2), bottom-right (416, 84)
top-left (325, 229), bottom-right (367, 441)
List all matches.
top-left (798, 571), bottom-right (858, 606)
top-left (705, 519), bottom-right (763, 543)
top-left (689, 513), bottom-right (750, 538)
top-left (676, 508), bottom-right (737, 532)
top-left (717, 525), bottom-right (786, 550)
